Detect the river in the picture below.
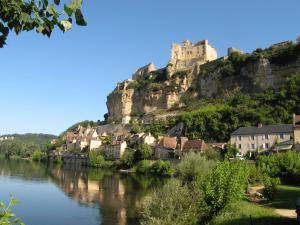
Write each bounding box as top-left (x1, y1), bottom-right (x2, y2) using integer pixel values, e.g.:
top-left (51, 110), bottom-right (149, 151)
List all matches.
top-left (0, 159), bottom-right (166, 225)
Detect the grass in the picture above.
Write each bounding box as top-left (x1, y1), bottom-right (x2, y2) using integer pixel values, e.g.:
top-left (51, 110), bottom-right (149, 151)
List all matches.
top-left (208, 200), bottom-right (296, 225)
top-left (262, 185), bottom-right (300, 210)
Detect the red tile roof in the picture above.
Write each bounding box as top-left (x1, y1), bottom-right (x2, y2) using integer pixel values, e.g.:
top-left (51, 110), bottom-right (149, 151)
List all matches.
top-left (182, 140), bottom-right (206, 152)
top-left (159, 137), bottom-right (177, 150)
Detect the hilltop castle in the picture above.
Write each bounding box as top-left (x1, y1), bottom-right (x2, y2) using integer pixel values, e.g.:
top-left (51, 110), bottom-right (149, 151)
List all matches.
top-left (169, 39), bottom-right (217, 73)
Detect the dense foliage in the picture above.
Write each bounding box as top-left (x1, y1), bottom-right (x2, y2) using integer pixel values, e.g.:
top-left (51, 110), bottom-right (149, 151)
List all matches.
top-left (140, 179), bottom-right (202, 225)
top-left (89, 151), bottom-right (114, 168)
top-left (135, 160), bottom-right (174, 177)
top-left (180, 73), bottom-right (300, 141)
top-left (257, 151), bottom-right (300, 183)
top-left (263, 177), bottom-right (281, 200)
top-left (177, 153), bottom-right (215, 183)
top-left (0, 134), bottom-right (56, 158)
top-left (0, 0), bottom-right (86, 47)
top-left (202, 161), bottom-right (249, 215)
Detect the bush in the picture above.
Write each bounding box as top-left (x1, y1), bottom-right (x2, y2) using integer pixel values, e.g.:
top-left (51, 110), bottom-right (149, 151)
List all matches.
top-left (257, 151), bottom-right (300, 183)
top-left (263, 177), bottom-right (281, 200)
top-left (134, 144), bottom-right (153, 161)
top-left (149, 160), bottom-right (174, 176)
top-left (177, 152), bottom-right (215, 183)
top-left (120, 149), bottom-right (135, 168)
top-left (203, 147), bottom-right (222, 161)
top-left (247, 164), bottom-right (264, 185)
top-left (140, 179), bottom-right (203, 225)
top-left (136, 160), bottom-right (152, 174)
top-left (32, 149), bottom-right (46, 162)
top-left (89, 151), bottom-right (114, 168)
top-left (202, 161), bottom-right (249, 215)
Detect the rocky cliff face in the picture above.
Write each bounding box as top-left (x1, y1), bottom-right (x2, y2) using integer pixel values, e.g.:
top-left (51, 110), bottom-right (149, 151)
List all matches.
top-left (107, 44), bottom-right (300, 122)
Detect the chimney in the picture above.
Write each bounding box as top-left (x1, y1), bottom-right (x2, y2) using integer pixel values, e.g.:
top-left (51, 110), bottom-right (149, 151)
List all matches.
top-left (258, 123), bottom-right (263, 128)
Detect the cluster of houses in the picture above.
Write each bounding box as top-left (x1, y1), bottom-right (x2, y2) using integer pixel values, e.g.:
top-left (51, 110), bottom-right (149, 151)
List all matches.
top-left (57, 114), bottom-right (300, 161)
top-left (0, 136), bottom-right (15, 142)
top-left (60, 125), bottom-right (225, 160)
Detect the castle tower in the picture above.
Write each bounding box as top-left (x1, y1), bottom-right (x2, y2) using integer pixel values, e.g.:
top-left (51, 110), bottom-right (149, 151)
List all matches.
top-left (169, 39), bottom-right (217, 75)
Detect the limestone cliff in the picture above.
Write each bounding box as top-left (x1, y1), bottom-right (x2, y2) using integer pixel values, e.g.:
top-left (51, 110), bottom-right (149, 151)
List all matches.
top-left (107, 40), bottom-right (300, 122)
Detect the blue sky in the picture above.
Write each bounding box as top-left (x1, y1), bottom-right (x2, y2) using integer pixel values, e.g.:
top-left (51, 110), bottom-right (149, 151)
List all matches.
top-left (1, 0), bottom-right (300, 135)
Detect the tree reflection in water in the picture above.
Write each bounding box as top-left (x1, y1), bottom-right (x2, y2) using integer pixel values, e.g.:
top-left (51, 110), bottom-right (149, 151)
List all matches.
top-left (0, 159), bottom-right (167, 225)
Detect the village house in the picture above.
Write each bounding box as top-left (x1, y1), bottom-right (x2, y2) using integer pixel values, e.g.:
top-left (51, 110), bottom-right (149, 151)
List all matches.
top-left (230, 123), bottom-right (294, 156)
top-left (181, 139), bottom-right (207, 155)
top-left (103, 141), bottom-right (127, 160)
top-left (294, 114), bottom-right (300, 150)
top-left (155, 137), bottom-right (177, 159)
top-left (89, 129), bottom-right (102, 150)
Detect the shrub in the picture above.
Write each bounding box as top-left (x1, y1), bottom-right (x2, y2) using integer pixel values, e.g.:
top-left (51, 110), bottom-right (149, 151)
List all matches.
top-left (134, 144), bottom-right (153, 161)
top-left (120, 149), bottom-right (135, 168)
top-left (177, 152), bottom-right (215, 183)
top-left (89, 151), bottom-right (114, 168)
top-left (140, 179), bottom-right (203, 225)
top-left (149, 160), bottom-right (174, 176)
top-left (247, 164), bottom-right (264, 185)
top-left (203, 147), bottom-right (222, 161)
top-left (32, 149), bottom-right (46, 162)
top-left (202, 161), bottom-right (249, 215)
top-left (263, 177), bottom-right (281, 200)
top-left (136, 160), bottom-right (152, 174)
top-left (257, 151), bottom-right (300, 183)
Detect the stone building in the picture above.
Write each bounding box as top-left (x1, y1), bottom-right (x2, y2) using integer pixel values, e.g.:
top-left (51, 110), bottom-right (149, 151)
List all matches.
top-left (169, 39), bottom-right (217, 73)
top-left (132, 63), bottom-right (156, 80)
top-left (230, 124), bottom-right (294, 155)
top-left (103, 141), bottom-right (127, 160)
top-left (155, 137), bottom-right (177, 159)
top-left (294, 114), bottom-right (300, 149)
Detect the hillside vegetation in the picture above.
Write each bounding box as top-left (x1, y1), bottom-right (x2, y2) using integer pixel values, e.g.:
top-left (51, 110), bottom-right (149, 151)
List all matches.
top-left (0, 134), bottom-right (57, 158)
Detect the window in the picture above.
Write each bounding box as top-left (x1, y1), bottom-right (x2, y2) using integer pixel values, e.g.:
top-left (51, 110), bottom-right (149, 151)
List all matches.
top-left (280, 134), bottom-right (284, 139)
top-left (265, 134), bottom-right (269, 140)
top-left (251, 135), bottom-right (255, 140)
top-left (251, 144), bottom-right (255, 149)
top-left (265, 143), bottom-right (269, 149)
top-left (238, 136), bottom-right (242, 141)
top-left (238, 144), bottom-right (242, 149)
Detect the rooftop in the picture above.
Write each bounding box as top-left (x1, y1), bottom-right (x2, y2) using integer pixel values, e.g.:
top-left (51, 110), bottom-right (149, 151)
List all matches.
top-left (231, 124), bottom-right (293, 136)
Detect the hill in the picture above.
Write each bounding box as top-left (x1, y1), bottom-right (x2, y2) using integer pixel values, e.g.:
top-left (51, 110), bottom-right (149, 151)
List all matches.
top-left (0, 133), bottom-right (57, 158)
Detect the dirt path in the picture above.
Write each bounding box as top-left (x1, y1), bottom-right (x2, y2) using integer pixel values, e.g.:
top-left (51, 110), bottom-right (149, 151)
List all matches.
top-left (275, 209), bottom-right (297, 218)
top-left (250, 186), bottom-right (297, 219)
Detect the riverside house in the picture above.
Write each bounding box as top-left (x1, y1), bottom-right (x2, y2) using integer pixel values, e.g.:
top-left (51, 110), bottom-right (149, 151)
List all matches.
top-left (230, 124), bottom-right (294, 156)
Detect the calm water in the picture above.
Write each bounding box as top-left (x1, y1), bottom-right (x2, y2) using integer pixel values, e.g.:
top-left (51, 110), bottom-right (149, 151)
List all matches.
top-left (0, 159), bottom-right (166, 225)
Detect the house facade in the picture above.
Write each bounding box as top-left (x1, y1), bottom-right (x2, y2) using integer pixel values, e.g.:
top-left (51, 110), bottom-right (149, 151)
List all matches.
top-left (155, 137), bottom-right (177, 159)
top-left (103, 141), bottom-right (127, 160)
top-left (230, 124), bottom-right (294, 155)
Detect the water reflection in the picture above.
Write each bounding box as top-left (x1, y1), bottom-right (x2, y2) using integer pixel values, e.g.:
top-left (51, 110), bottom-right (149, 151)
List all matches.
top-left (0, 159), bottom-right (166, 225)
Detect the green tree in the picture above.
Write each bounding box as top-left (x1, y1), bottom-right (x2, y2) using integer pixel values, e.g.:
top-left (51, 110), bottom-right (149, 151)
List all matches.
top-left (203, 161), bottom-right (249, 215)
top-left (140, 179), bottom-right (203, 225)
top-left (120, 148), bottom-right (135, 168)
top-left (177, 152), bottom-right (215, 183)
top-left (149, 160), bottom-right (174, 177)
top-left (263, 177), bottom-right (281, 200)
top-left (0, 0), bottom-right (86, 47)
top-left (134, 143), bottom-right (153, 161)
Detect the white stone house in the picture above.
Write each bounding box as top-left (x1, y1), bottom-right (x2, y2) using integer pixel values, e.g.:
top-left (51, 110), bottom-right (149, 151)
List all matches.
top-left (230, 124), bottom-right (294, 156)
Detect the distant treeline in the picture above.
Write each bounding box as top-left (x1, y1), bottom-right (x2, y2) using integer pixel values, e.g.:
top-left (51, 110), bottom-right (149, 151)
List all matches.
top-left (0, 134), bottom-right (57, 158)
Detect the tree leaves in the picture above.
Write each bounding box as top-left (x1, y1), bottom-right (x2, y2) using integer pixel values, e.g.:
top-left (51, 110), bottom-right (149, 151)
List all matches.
top-left (60, 20), bottom-right (72, 31)
top-left (75, 9), bottom-right (86, 26)
top-left (0, 0), bottom-right (86, 48)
